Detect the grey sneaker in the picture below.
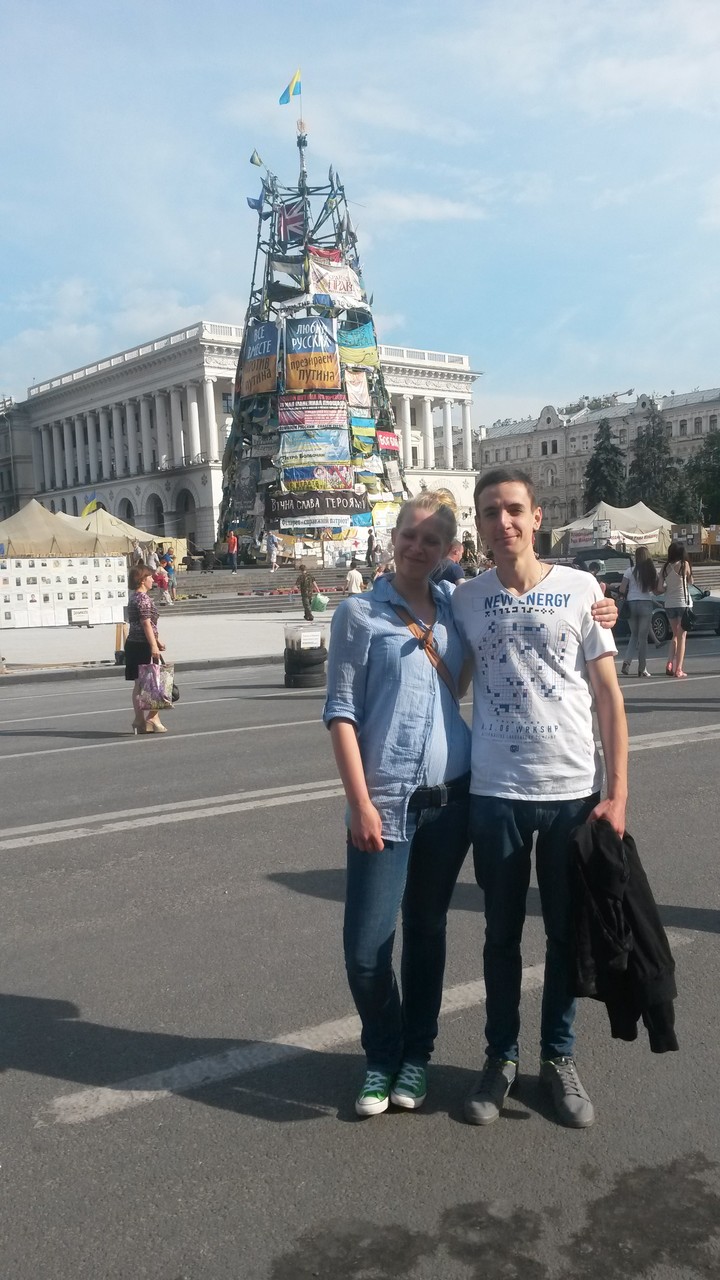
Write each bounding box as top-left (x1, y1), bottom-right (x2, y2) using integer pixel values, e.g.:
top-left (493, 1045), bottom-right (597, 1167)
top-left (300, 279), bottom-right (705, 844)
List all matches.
top-left (620, 663), bottom-right (630, 676)
top-left (540, 1057), bottom-right (595, 1128)
top-left (464, 1057), bottom-right (517, 1125)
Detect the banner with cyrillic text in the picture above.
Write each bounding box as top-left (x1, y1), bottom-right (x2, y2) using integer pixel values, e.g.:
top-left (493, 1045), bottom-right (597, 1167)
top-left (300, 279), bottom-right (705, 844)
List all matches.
top-left (278, 393), bottom-right (348, 428)
top-left (284, 317), bottom-right (341, 392)
top-left (240, 322), bottom-right (280, 397)
top-left (277, 429), bottom-right (351, 466)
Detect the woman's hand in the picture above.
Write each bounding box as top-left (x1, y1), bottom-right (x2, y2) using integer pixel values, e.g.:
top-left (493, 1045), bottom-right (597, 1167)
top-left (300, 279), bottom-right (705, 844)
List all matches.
top-left (157, 641), bottom-right (166, 651)
top-left (349, 800), bottom-right (384, 852)
top-left (591, 596), bottom-right (618, 629)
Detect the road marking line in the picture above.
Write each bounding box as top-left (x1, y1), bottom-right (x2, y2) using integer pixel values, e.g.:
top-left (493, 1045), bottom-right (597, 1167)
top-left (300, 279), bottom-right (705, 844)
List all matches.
top-left (628, 724), bottom-right (720, 752)
top-left (0, 787), bottom-right (345, 851)
top-left (0, 717), bottom-right (324, 763)
top-left (41, 931), bottom-right (694, 1127)
top-left (1, 779), bottom-right (341, 839)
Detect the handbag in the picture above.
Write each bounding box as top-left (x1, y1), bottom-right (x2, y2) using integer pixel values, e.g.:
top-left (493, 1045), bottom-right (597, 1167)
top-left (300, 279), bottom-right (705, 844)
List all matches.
top-left (680, 573), bottom-right (695, 632)
top-left (137, 661), bottom-right (174, 711)
top-left (310, 593), bottom-right (329, 612)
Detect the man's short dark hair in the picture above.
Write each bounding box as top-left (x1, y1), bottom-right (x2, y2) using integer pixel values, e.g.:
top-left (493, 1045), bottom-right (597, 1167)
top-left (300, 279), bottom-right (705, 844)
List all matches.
top-left (474, 467), bottom-right (537, 511)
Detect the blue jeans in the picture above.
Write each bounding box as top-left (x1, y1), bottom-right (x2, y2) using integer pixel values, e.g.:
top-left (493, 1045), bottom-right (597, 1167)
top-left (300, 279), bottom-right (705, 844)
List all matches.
top-left (624, 599), bottom-right (653, 672)
top-left (469, 793), bottom-right (598, 1062)
top-left (344, 798), bottom-right (470, 1073)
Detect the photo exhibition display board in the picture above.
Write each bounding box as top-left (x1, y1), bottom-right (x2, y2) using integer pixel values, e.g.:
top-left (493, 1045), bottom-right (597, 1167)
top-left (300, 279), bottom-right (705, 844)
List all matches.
top-left (0, 556), bottom-right (128, 629)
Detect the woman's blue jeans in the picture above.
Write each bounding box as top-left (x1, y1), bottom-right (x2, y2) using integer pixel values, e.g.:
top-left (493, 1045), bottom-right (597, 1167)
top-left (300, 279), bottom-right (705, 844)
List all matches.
top-left (343, 798), bottom-right (470, 1073)
top-left (624, 599), bottom-right (653, 672)
top-left (469, 793), bottom-right (598, 1063)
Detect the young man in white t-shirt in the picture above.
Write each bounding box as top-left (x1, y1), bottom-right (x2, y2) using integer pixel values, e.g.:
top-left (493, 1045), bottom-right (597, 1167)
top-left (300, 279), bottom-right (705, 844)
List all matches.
top-left (452, 467), bottom-right (627, 1129)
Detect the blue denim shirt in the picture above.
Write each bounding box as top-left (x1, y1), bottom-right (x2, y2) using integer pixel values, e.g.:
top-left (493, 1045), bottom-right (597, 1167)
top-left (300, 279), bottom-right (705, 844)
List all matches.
top-left (323, 573), bottom-right (471, 841)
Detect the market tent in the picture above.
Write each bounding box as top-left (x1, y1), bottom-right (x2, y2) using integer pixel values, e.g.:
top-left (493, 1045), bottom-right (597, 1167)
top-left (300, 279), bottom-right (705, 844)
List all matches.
top-left (0, 500), bottom-right (128, 557)
top-left (55, 508), bottom-right (155, 553)
top-left (74, 507), bottom-right (156, 545)
top-left (551, 501), bottom-right (674, 555)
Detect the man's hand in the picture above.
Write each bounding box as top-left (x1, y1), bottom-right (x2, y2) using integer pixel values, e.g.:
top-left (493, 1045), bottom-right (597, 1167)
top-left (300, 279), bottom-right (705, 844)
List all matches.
top-left (591, 596), bottom-right (618, 629)
top-left (349, 800), bottom-right (384, 852)
top-left (588, 795), bottom-right (626, 837)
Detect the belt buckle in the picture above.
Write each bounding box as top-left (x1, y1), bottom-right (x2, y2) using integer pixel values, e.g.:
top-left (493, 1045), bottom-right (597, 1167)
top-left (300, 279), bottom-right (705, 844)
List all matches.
top-left (438, 783), bottom-right (448, 807)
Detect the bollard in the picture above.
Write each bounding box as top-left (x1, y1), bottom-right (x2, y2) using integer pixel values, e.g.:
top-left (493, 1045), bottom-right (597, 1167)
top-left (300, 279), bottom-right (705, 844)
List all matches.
top-left (283, 623), bottom-right (327, 689)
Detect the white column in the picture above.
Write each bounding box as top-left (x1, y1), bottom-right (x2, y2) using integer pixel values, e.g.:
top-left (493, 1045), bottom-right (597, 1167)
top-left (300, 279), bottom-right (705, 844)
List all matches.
top-left (139, 396), bottom-right (154, 472)
top-left (52, 423), bottom-right (64, 489)
top-left (397, 395), bottom-right (412, 466)
top-left (86, 412), bottom-right (99, 484)
top-left (186, 384), bottom-right (202, 461)
top-left (41, 426), bottom-right (53, 491)
top-left (442, 400), bottom-right (455, 470)
top-left (201, 377), bottom-right (218, 460)
top-left (31, 431), bottom-right (44, 494)
top-left (98, 409), bottom-right (112, 479)
top-left (421, 397), bottom-right (435, 469)
top-left (155, 392), bottom-right (172, 466)
top-left (111, 404), bottom-right (125, 477)
top-left (125, 401), bottom-right (139, 475)
top-left (169, 388), bottom-right (185, 466)
top-left (62, 418), bottom-right (75, 487)
top-left (461, 401), bottom-right (473, 470)
top-left (73, 415), bottom-right (87, 484)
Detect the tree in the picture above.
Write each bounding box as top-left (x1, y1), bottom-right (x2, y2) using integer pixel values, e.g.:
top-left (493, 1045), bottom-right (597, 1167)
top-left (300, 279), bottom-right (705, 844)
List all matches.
top-left (625, 400), bottom-right (683, 518)
top-left (686, 432), bottom-right (720, 523)
top-left (583, 418), bottom-right (626, 511)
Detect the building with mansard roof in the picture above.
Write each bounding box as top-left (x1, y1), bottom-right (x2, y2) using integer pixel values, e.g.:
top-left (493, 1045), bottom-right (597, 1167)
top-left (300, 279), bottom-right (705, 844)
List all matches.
top-left (5, 322), bottom-right (480, 547)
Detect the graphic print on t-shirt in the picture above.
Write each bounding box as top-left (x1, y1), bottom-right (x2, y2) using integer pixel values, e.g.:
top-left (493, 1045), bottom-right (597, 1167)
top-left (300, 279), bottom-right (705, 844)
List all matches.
top-left (479, 616), bottom-right (569, 734)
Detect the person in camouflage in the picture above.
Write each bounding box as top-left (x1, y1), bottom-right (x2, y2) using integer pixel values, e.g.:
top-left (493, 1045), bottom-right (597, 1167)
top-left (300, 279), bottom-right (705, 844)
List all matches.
top-left (296, 563), bottom-right (319, 621)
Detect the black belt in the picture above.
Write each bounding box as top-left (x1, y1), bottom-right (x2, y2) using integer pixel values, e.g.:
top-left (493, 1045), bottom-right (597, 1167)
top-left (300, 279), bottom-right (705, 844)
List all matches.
top-left (407, 772), bottom-right (471, 811)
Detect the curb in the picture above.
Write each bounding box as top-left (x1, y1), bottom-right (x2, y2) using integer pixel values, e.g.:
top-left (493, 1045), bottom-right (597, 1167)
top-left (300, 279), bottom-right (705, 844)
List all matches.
top-left (0, 653), bottom-right (284, 687)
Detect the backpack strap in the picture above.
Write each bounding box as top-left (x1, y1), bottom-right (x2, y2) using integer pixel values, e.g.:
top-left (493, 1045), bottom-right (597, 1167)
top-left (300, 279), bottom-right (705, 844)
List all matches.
top-left (391, 604), bottom-right (459, 705)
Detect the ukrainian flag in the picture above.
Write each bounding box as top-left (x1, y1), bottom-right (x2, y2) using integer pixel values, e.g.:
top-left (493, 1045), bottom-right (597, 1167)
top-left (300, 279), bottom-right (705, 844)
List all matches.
top-left (279, 69), bottom-right (302, 105)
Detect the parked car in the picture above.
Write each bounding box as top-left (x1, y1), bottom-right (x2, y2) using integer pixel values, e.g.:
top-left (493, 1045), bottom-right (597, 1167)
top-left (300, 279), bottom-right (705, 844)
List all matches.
top-left (605, 578), bottom-right (720, 643)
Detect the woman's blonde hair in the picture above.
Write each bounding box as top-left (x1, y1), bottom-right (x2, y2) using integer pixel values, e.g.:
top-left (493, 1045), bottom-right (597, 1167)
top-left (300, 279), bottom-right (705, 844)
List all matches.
top-left (395, 489), bottom-right (457, 544)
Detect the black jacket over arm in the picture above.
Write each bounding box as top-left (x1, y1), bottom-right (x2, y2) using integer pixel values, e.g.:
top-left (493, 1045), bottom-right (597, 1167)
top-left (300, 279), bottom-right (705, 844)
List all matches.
top-left (570, 820), bottom-right (678, 1053)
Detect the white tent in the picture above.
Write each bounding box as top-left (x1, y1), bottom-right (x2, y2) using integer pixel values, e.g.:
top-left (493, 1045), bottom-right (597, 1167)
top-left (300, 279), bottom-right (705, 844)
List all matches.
top-left (0, 500), bottom-right (129, 557)
top-left (55, 508), bottom-right (155, 553)
top-left (552, 501), bottom-right (673, 555)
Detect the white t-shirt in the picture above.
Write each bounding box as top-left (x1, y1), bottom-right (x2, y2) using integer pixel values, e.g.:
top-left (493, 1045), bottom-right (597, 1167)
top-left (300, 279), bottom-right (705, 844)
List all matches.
top-left (452, 564), bottom-right (617, 801)
top-left (621, 566), bottom-right (654, 601)
top-left (346, 568), bottom-right (364, 594)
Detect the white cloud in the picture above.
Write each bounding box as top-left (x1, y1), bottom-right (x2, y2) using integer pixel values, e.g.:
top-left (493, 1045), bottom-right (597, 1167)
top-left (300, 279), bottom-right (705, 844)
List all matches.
top-left (363, 191), bottom-right (487, 224)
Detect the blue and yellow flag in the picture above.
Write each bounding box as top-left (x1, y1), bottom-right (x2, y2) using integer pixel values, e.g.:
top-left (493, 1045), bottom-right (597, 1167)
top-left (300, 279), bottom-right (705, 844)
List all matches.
top-left (279, 69), bottom-right (301, 105)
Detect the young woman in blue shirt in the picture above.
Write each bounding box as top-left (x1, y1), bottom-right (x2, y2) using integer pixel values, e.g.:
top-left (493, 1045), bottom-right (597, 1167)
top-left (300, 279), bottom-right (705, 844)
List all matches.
top-left (324, 492), bottom-right (472, 1116)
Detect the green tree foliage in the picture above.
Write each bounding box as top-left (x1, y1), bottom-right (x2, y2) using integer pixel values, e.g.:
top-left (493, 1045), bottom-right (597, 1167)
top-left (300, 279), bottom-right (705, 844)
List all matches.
top-left (583, 418), bottom-right (626, 511)
top-left (625, 400), bottom-right (686, 518)
top-left (686, 431), bottom-right (720, 522)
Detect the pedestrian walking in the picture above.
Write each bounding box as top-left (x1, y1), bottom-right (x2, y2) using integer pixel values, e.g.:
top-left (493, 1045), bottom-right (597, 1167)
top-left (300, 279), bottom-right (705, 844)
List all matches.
top-left (453, 467), bottom-right (624, 1129)
top-left (267, 530), bottom-right (280, 572)
top-left (365, 529), bottom-right (375, 567)
top-left (295, 562), bottom-right (319, 621)
top-left (345, 560), bottom-right (364, 595)
top-left (227, 530), bottom-right (238, 574)
top-left (619, 547), bottom-right (658, 677)
top-left (125, 564), bottom-right (168, 734)
top-left (324, 492), bottom-right (472, 1117)
top-left (657, 542), bottom-right (693, 678)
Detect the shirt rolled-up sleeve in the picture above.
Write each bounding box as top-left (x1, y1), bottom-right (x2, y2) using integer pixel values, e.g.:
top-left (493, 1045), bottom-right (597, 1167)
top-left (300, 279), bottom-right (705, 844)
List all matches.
top-left (323, 599), bottom-right (371, 728)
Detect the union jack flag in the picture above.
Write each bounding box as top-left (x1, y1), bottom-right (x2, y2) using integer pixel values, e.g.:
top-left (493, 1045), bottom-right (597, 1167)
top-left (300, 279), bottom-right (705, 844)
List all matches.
top-left (277, 198), bottom-right (305, 247)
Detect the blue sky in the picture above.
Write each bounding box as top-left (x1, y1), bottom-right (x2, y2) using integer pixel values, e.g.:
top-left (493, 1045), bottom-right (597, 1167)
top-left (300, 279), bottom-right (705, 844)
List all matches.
top-left (2, 0), bottom-right (719, 426)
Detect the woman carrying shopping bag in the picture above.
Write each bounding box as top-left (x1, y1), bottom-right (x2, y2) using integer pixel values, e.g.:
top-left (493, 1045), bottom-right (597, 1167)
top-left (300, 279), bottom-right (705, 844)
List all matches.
top-left (125, 564), bottom-right (169, 734)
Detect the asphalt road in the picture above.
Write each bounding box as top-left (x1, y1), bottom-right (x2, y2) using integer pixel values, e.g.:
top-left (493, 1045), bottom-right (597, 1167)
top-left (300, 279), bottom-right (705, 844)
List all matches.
top-left (1, 639), bottom-right (719, 1279)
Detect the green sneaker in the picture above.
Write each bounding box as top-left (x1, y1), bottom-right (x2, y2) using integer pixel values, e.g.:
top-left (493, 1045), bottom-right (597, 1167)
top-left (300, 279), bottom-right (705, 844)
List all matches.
top-left (355, 1069), bottom-right (393, 1117)
top-left (390, 1062), bottom-right (427, 1110)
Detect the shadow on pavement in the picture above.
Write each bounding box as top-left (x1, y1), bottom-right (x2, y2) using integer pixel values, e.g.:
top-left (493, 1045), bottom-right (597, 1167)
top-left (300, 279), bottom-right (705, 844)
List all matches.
top-left (267, 871), bottom-right (720, 935)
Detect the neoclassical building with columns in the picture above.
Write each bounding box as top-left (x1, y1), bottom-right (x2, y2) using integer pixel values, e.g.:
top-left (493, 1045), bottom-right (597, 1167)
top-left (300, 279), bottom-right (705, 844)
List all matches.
top-left (12, 322), bottom-right (480, 546)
